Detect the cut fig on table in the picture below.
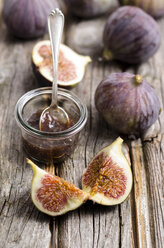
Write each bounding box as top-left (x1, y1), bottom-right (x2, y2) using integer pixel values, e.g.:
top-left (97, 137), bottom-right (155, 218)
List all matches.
top-left (32, 40), bottom-right (91, 87)
top-left (82, 137), bottom-right (133, 205)
top-left (27, 159), bottom-right (89, 216)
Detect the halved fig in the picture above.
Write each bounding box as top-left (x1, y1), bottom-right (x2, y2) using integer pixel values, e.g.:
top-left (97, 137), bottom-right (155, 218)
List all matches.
top-left (32, 40), bottom-right (91, 87)
top-left (27, 159), bottom-right (89, 216)
top-left (82, 137), bottom-right (133, 205)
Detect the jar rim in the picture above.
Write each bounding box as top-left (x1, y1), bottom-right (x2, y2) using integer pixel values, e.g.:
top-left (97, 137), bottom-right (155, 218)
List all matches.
top-left (15, 87), bottom-right (88, 138)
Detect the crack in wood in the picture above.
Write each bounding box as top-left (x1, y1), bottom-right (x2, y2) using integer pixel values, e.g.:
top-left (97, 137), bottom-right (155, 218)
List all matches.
top-left (92, 209), bottom-right (95, 248)
top-left (96, 211), bottom-right (100, 248)
top-left (78, 209), bottom-right (82, 248)
top-left (118, 205), bottom-right (122, 248)
top-left (0, 199), bottom-right (6, 215)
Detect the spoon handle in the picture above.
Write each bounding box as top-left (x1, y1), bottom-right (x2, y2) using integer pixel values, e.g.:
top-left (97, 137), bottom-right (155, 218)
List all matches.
top-left (48, 9), bottom-right (64, 107)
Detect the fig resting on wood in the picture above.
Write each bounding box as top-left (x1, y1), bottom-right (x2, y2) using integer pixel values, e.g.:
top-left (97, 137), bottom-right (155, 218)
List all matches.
top-left (28, 138), bottom-right (133, 216)
top-left (103, 6), bottom-right (161, 64)
top-left (28, 159), bottom-right (89, 216)
top-left (82, 137), bottom-right (133, 205)
top-left (32, 40), bottom-right (91, 87)
top-left (119, 0), bottom-right (164, 18)
top-left (63, 0), bottom-right (116, 18)
top-left (95, 72), bottom-right (161, 137)
top-left (3, 0), bottom-right (59, 39)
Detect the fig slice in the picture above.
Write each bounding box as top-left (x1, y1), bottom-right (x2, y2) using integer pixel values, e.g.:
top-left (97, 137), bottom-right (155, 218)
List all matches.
top-left (82, 137), bottom-right (133, 205)
top-left (27, 159), bottom-right (89, 216)
top-left (32, 40), bottom-right (91, 87)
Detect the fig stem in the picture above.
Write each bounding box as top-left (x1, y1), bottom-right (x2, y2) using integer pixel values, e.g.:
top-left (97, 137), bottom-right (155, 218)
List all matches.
top-left (135, 74), bottom-right (143, 84)
top-left (103, 48), bottom-right (113, 61)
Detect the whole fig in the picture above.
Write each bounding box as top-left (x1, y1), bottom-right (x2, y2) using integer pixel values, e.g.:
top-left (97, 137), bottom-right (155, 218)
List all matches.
top-left (103, 6), bottom-right (161, 64)
top-left (3, 0), bottom-right (59, 39)
top-left (119, 0), bottom-right (164, 18)
top-left (95, 72), bottom-right (161, 137)
top-left (63, 0), bottom-right (116, 18)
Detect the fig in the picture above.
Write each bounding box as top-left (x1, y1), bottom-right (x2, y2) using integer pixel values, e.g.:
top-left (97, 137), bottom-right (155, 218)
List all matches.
top-left (63, 0), bottom-right (116, 18)
top-left (119, 0), bottom-right (164, 19)
top-left (27, 159), bottom-right (89, 216)
top-left (32, 40), bottom-right (91, 87)
top-left (95, 72), bottom-right (161, 137)
top-left (3, 0), bottom-right (58, 39)
top-left (103, 6), bottom-right (161, 64)
top-left (82, 137), bottom-right (132, 205)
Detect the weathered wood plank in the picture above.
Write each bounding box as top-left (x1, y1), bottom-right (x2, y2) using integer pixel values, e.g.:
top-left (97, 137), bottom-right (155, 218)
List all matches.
top-left (130, 139), bottom-right (152, 248)
top-left (0, 21), bottom-right (52, 247)
top-left (143, 135), bottom-right (164, 248)
top-left (129, 18), bottom-right (164, 248)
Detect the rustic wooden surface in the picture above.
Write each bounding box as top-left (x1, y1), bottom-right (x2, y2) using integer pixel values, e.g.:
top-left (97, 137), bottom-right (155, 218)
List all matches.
top-left (0, 3), bottom-right (164, 248)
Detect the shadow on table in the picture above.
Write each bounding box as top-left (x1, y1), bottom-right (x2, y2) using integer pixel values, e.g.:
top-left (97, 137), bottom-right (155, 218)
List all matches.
top-left (5, 189), bottom-right (51, 223)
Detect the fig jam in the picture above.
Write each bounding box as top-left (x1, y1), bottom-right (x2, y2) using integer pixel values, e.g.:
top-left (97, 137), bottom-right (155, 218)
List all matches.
top-left (35, 110), bottom-right (69, 132)
top-left (23, 110), bottom-right (78, 163)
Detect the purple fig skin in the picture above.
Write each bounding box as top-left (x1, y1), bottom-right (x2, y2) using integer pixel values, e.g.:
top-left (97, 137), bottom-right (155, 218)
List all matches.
top-left (3, 0), bottom-right (59, 39)
top-left (63, 0), bottom-right (114, 18)
top-left (95, 72), bottom-right (161, 137)
top-left (103, 6), bottom-right (161, 64)
top-left (119, 0), bottom-right (164, 19)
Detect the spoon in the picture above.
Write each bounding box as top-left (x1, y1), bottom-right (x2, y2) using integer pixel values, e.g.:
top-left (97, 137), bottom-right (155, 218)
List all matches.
top-left (39, 9), bottom-right (69, 132)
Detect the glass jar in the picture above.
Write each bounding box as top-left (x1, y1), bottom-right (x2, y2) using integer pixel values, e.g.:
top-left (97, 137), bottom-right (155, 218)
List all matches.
top-left (15, 87), bottom-right (88, 163)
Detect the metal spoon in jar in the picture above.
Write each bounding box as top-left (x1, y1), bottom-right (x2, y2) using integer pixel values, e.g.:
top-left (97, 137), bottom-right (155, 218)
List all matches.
top-left (39, 9), bottom-right (69, 132)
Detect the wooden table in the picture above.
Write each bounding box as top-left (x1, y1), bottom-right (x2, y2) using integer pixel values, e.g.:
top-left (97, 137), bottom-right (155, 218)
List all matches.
top-left (0, 4), bottom-right (164, 248)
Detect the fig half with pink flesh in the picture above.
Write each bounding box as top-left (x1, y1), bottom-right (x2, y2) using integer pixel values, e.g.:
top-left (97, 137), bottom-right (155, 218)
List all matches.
top-left (28, 159), bottom-right (89, 216)
top-left (82, 137), bottom-right (133, 205)
top-left (32, 40), bottom-right (91, 87)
